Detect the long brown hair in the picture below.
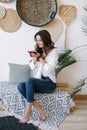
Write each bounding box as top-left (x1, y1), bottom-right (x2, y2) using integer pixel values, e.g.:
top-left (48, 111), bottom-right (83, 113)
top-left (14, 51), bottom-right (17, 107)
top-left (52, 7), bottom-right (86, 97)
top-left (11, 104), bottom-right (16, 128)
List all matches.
top-left (34, 30), bottom-right (54, 52)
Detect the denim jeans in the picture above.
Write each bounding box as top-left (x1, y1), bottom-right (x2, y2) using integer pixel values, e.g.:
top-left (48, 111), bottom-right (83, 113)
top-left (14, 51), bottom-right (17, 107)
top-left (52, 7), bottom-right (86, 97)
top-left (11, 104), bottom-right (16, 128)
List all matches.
top-left (17, 76), bottom-right (56, 102)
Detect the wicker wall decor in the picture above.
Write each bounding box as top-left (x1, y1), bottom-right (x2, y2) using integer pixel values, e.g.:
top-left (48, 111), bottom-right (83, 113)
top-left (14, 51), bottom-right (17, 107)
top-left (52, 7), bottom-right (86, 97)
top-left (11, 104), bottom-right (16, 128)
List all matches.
top-left (0, 6), bottom-right (6, 19)
top-left (0, 8), bottom-right (22, 32)
top-left (59, 4), bottom-right (77, 48)
top-left (59, 4), bottom-right (77, 26)
top-left (0, 0), bottom-right (14, 3)
top-left (16, 0), bottom-right (57, 27)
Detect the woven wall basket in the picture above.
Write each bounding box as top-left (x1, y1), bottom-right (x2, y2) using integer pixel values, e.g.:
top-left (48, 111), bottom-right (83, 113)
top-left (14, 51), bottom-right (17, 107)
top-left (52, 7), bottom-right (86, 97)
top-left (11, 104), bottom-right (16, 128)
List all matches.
top-left (0, 0), bottom-right (14, 3)
top-left (0, 6), bottom-right (6, 20)
top-left (16, 0), bottom-right (57, 27)
top-left (0, 8), bottom-right (22, 32)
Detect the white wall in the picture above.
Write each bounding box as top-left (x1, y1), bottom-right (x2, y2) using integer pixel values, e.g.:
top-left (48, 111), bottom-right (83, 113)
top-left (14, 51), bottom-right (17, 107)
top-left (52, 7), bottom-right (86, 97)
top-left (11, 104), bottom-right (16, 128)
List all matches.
top-left (0, 0), bottom-right (87, 88)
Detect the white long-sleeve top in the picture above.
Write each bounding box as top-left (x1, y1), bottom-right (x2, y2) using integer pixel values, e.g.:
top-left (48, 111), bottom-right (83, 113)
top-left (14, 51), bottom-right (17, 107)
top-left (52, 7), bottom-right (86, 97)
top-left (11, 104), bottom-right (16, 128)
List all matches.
top-left (29, 48), bottom-right (59, 83)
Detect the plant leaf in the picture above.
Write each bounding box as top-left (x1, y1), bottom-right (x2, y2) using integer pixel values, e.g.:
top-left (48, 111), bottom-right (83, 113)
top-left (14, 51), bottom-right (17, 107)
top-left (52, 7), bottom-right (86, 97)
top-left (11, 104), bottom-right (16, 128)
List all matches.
top-left (56, 49), bottom-right (77, 73)
top-left (70, 78), bottom-right (86, 98)
top-left (58, 49), bottom-right (72, 63)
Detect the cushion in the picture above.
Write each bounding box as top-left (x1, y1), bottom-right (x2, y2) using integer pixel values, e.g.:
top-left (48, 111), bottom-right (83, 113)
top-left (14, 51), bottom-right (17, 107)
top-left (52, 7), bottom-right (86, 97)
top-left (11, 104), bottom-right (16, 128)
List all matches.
top-left (8, 63), bottom-right (31, 83)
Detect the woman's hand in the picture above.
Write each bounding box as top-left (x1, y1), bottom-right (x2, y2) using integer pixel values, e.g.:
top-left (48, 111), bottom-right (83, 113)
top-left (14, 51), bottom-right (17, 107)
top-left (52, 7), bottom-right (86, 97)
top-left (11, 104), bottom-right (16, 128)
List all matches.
top-left (35, 52), bottom-right (41, 58)
top-left (38, 56), bottom-right (46, 65)
top-left (28, 51), bottom-right (41, 58)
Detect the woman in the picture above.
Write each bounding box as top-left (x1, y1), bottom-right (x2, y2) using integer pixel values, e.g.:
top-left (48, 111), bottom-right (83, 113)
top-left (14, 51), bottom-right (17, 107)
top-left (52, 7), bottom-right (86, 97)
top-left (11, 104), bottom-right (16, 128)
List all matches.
top-left (18, 30), bottom-right (59, 123)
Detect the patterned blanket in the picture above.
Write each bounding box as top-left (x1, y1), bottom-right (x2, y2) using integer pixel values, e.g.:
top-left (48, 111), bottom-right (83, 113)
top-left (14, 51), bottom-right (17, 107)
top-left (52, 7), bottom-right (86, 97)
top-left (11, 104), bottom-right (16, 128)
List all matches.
top-left (0, 81), bottom-right (73, 129)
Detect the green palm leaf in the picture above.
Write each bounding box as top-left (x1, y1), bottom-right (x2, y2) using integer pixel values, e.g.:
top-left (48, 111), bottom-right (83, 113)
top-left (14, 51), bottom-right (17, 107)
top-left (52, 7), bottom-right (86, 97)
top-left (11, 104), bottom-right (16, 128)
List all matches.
top-left (58, 49), bottom-right (72, 62)
top-left (56, 49), bottom-right (77, 73)
top-left (70, 78), bottom-right (87, 98)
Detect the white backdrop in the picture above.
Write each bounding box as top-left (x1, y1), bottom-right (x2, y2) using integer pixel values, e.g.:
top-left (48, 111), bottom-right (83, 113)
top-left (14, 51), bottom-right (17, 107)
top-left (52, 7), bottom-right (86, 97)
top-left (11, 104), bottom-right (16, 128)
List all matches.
top-left (0, 0), bottom-right (87, 88)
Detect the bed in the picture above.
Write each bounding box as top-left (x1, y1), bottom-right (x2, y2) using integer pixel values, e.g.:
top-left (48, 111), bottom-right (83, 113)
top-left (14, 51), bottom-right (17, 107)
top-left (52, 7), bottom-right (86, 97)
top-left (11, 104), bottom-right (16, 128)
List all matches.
top-left (0, 63), bottom-right (75, 130)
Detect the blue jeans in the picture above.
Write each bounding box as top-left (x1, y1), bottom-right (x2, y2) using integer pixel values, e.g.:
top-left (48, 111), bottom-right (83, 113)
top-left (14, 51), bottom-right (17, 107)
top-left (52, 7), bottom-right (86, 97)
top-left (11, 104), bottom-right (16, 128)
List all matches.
top-left (17, 76), bottom-right (56, 102)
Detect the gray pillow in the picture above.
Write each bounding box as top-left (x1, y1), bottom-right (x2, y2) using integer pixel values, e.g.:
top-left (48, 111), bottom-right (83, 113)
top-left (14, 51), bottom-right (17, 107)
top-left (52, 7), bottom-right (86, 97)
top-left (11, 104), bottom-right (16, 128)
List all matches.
top-left (8, 63), bottom-right (31, 83)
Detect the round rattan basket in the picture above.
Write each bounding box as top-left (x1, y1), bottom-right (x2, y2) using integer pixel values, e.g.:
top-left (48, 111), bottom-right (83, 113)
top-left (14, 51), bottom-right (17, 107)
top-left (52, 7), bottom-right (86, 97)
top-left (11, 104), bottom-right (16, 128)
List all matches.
top-left (16, 0), bottom-right (57, 27)
top-left (0, 0), bottom-right (14, 3)
top-left (0, 8), bottom-right (22, 32)
top-left (0, 6), bottom-right (6, 19)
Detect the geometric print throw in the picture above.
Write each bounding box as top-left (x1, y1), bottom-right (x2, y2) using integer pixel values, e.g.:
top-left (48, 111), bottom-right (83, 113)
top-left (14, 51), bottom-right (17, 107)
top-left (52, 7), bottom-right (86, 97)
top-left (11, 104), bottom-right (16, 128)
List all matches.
top-left (0, 81), bottom-right (71, 127)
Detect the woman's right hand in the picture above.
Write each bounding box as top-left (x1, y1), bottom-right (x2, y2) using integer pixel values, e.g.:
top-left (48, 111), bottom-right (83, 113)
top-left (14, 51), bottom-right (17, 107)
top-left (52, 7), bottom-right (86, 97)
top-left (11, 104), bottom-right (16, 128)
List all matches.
top-left (28, 51), bottom-right (40, 58)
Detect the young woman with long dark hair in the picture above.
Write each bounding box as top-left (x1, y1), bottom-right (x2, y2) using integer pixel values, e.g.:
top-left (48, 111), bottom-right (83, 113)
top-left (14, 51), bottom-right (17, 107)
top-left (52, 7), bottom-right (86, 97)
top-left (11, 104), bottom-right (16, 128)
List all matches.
top-left (18, 30), bottom-right (59, 123)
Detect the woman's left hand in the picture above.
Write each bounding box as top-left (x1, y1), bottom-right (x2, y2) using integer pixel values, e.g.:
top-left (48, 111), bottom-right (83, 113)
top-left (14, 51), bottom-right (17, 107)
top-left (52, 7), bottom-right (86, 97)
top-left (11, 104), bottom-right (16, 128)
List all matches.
top-left (39, 56), bottom-right (46, 65)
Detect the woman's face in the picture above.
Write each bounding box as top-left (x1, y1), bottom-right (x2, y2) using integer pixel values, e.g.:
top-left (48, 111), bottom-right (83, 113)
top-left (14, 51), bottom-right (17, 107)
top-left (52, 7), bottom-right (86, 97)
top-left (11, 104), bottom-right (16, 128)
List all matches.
top-left (35, 35), bottom-right (44, 48)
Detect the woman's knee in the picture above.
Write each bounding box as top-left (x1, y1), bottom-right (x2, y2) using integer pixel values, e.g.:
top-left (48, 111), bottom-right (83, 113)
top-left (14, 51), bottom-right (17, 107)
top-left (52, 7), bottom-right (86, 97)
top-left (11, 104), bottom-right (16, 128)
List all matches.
top-left (26, 77), bottom-right (34, 85)
top-left (17, 83), bottom-right (25, 92)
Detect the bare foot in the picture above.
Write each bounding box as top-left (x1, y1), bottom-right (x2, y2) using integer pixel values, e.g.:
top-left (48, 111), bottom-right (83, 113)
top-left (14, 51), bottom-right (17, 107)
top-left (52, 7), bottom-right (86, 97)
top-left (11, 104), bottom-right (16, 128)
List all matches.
top-left (19, 111), bottom-right (32, 123)
top-left (19, 117), bottom-right (29, 123)
top-left (39, 107), bottom-right (47, 121)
